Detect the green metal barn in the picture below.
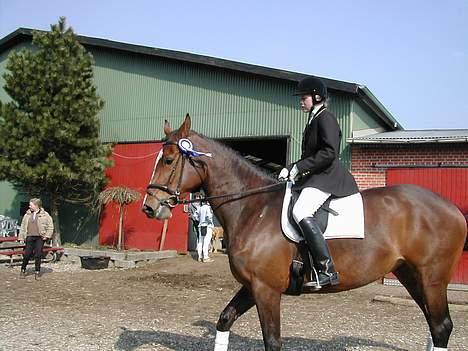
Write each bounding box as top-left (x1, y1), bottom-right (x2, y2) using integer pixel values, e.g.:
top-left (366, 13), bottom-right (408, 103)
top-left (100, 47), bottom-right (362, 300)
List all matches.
top-left (0, 28), bottom-right (400, 248)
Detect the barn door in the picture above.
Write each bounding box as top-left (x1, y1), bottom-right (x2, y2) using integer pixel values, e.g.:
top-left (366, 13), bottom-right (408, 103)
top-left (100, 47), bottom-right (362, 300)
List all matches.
top-left (386, 167), bottom-right (468, 284)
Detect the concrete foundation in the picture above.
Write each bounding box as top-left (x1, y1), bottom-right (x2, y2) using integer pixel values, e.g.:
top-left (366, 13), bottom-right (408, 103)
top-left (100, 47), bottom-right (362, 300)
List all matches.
top-left (64, 247), bottom-right (178, 269)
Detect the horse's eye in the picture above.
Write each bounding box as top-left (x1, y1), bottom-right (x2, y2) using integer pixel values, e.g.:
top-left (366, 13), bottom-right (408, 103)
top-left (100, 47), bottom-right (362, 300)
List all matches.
top-left (164, 158), bottom-right (174, 165)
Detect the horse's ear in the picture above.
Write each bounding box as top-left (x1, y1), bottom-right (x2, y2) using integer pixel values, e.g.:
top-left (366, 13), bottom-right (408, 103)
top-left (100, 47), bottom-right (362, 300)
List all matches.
top-left (178, 113), bottom-right (191, 138)
top-left (164, 120), bottom-right (172, 136)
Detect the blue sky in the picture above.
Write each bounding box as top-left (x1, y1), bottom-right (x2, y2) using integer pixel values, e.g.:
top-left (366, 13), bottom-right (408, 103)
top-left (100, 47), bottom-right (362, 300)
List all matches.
top-left (0, 0), bottom-right (467, 129)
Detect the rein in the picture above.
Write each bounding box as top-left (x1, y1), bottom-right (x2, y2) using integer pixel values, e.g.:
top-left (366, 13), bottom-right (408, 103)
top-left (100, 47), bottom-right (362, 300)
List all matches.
top-left (180, 182), bottom-right (284, 205)
top-left (146, 137), bottom-right (284, 207)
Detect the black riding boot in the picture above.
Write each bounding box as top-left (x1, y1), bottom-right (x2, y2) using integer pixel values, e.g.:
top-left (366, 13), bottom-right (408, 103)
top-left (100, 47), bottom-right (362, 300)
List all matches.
top-left (298, 217), bottom-right (339, 289)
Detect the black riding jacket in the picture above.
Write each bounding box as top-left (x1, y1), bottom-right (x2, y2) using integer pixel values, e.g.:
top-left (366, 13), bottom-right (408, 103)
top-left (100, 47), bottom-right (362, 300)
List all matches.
top-left (292, 106), bottom-right (359, 197)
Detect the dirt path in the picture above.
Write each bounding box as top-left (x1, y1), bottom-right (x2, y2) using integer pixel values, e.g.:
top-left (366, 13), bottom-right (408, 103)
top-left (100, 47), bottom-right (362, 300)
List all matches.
top-left (0, 253), bottom-right (466, 350)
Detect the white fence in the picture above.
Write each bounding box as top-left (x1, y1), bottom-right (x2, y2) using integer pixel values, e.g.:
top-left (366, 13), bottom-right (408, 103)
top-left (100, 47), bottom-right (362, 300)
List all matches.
top-left (0, 215), bottom-right (19, 237)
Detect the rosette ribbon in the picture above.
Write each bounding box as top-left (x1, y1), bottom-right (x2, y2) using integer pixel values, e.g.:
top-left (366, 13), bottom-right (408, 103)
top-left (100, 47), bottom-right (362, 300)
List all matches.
top-left (178, 138), bottom-right (212, 157)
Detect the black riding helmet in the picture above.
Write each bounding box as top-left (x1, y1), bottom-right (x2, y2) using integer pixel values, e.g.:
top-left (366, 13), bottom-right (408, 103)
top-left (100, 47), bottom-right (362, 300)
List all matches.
top-left (294, 76), bottom-right (327, 100)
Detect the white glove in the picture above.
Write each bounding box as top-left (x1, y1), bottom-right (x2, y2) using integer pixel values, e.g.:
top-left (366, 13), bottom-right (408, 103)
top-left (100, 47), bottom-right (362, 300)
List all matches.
top-left (278, 167), bottom-right (289, 181)
top-left (289, 165), bottom-right (299, 180)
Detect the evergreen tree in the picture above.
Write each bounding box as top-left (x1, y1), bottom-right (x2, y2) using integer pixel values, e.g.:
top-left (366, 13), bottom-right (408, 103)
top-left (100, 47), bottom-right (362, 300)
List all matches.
top-left (0, 17), bottom-right (112, 245)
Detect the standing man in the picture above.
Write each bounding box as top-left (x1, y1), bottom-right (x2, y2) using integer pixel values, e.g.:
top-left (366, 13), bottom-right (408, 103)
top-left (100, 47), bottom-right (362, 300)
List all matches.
top-left (18, 198), bottom-right (54, 280)
top-left (279, 76), bottom-right (359, 289)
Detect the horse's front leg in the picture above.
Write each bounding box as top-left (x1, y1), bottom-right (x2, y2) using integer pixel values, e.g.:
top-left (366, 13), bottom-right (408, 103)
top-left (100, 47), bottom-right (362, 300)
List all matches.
top-left (252, 280), bottom-right (282, 351)
top-left (214, 285), bottom-right (255, 351)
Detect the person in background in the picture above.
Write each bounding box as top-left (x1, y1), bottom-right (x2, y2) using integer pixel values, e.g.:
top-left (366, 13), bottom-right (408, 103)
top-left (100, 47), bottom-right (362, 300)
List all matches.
top-left (196, 200), bottom-right (214, 263)
top-left (188, 192), bottom-right (201, 239)
top-left (18, 198), bottom-right (54, 280)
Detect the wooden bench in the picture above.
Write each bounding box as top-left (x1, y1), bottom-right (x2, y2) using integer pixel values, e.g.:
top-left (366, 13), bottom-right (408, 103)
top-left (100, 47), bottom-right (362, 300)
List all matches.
top-left (0, 237), bottom-right (64, 266)
top-left (0, 236), bottom-right (18, 243)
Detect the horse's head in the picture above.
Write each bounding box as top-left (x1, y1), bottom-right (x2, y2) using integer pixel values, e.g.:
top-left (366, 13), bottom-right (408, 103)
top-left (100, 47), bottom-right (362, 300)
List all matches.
top-left (142, 114), bottom-right (209, 220)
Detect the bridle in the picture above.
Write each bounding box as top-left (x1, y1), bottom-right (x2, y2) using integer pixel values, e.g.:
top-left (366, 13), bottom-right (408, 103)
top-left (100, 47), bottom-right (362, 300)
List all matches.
top-left (146, 137), bottom-right (283, 208)
top-left (146, 139), bottom-right (188, 208)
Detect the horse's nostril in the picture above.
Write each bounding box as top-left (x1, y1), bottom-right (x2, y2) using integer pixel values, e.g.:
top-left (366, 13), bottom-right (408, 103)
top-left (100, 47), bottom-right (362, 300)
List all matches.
top-left (142, 205), bottom-right (153, 214)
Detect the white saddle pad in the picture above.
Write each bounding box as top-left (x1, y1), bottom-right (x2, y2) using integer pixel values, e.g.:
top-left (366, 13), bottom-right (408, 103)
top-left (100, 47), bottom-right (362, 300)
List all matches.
top-left (281, 181), bottom-right (365, 243)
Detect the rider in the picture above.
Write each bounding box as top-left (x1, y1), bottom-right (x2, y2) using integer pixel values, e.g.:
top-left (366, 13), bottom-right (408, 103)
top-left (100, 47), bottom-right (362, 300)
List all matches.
top-left (279, 76), bottom-right (359, 289)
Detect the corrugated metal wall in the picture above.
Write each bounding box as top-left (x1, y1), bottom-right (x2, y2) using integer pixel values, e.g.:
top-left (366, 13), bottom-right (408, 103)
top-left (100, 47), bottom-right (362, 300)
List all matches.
top-left (329, 93), bottom-right (352, 168)
top-left (91, 48), bottom-right (354, 164)
top-left (0, 40), bottom-right (360, 231)
top-left (0, 42), bottom-right (357, 168)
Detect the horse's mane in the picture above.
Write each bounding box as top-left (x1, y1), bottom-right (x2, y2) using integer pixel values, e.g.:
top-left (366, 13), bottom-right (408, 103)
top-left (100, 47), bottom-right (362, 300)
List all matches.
top-left (191, 131), bottom-right (277, 185)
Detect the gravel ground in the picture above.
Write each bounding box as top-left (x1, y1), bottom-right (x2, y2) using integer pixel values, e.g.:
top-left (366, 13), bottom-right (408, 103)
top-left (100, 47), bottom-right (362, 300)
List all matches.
top-left (0, 253), bottom-right (466, 351)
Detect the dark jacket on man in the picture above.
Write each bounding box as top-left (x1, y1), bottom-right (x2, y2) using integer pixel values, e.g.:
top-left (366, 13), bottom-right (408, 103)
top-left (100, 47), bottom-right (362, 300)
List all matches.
top-left (292, 107), bottom-right (359, 196)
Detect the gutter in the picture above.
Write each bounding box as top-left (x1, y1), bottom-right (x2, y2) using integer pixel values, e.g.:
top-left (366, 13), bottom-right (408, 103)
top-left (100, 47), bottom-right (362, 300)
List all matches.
top-left (347, 137), bottom-right (468, 144)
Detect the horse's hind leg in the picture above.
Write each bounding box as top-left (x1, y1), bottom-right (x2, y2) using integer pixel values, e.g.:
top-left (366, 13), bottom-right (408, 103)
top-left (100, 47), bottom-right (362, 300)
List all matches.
top-left (419, 266), bottom-right (453, 350)
top-left (394, 263), bottom-right (452, 350)
top-left (215, 286), bottom-right (255, 350)
top-left (393, 263), bottom-right (428, 315)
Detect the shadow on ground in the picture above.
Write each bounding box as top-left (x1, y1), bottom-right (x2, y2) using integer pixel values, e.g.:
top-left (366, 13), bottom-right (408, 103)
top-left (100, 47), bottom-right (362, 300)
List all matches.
top-left (115, 320), bottom-right (407, 351)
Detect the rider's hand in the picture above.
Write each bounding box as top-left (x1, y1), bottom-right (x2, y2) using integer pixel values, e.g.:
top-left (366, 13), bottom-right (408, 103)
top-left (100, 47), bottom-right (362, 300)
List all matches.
top-left (289, 165), bottom-right (299, 181)
top-left (278, 168), bottom-right (289, 181)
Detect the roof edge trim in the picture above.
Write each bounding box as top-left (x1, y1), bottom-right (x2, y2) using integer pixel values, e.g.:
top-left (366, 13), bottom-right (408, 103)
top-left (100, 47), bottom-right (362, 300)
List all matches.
top-left (357, 86), bottom-right (402, 131)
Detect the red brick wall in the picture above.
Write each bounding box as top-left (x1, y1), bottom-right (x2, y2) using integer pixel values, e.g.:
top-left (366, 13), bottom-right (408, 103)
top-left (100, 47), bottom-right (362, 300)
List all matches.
top-left (351, 144), bottom-right (468, 190)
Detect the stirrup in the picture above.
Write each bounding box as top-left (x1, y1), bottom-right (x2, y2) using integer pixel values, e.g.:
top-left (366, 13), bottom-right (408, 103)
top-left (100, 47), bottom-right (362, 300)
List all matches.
top-left (303, 280), bottom-right (322, 289)
top-left (304, 270), bottom-right (340, 289)
top-left (303, 268), bottom-right (322, 289)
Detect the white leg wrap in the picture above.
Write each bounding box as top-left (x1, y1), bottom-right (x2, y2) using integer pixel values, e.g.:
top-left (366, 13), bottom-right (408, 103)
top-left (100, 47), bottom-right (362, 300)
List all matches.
top-left (426, 334), bottom-right (447, 350)
top-left (214, 330), bottom-right (230, 351)
top-left (426, 335), bottom-right (434, 351)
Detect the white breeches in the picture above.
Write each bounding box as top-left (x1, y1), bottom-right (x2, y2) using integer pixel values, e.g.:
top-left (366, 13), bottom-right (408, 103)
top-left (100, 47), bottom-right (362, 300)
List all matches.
top-left (197, 226), bottom-right (213, 259)
top-left (292, 187), bottom-right (331, 223)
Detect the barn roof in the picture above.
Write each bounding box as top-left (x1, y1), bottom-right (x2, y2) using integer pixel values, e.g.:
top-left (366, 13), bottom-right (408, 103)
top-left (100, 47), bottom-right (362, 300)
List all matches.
top-left (0, 28), bottom-right (401, 130)
top-left (348, 129), bottom-right (468, 144)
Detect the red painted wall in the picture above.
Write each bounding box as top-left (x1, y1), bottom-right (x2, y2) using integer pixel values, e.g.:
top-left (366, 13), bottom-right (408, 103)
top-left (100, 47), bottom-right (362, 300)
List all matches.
top-left (387, 168), bottom-right (468, 214)
top-left (99, 143), bottom-right (189, 252)
top-left (386, 167), bottom-right (468, 284)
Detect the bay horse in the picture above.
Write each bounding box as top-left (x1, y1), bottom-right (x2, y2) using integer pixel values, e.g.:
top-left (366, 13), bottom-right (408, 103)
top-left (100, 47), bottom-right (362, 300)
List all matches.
top-left (143, 114), bottom-right (467, 351)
